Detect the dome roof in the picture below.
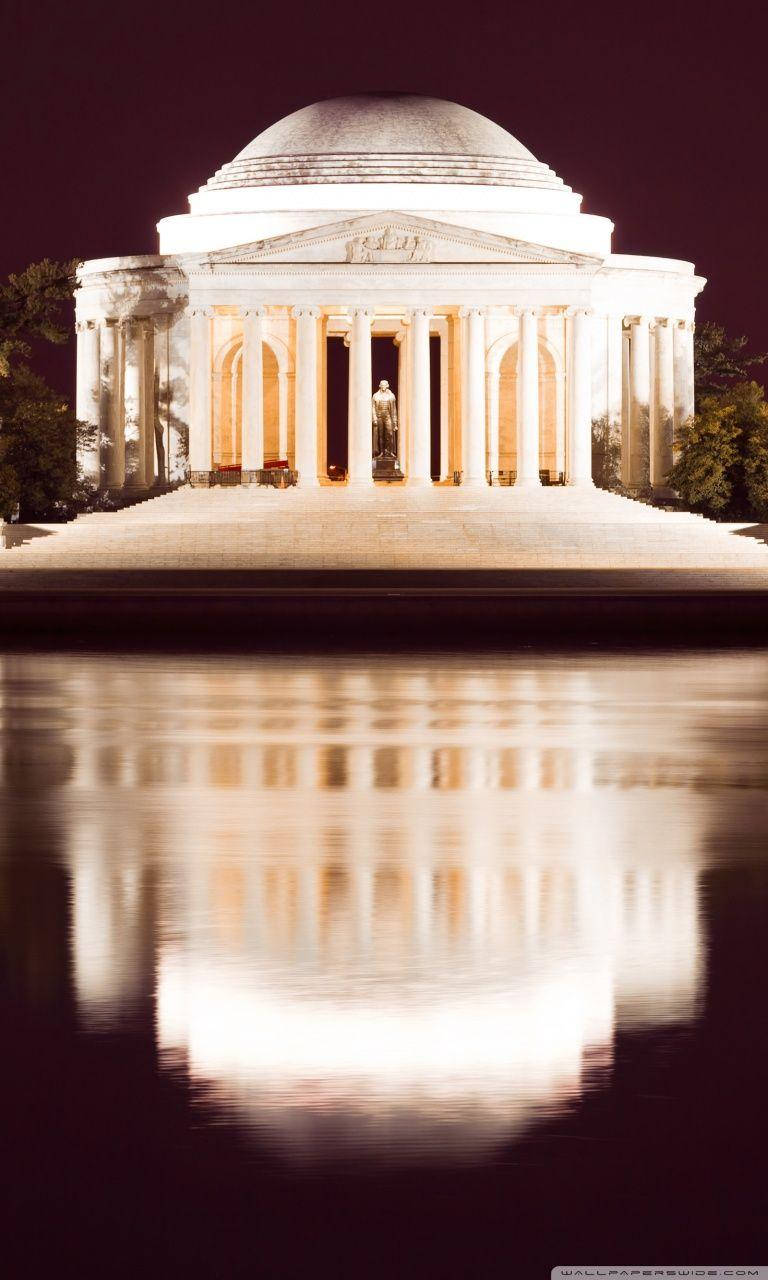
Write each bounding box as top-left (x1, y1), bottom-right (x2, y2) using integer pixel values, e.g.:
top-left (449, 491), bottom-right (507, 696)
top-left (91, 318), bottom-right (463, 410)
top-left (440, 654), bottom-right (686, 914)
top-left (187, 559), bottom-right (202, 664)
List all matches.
top-left (201, 94), bottom-right (568, 193)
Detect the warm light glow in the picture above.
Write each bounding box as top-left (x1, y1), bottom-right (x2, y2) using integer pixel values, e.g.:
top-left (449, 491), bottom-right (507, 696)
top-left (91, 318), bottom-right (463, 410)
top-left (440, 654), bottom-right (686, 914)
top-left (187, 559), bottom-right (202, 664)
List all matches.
top-left (57, 653), bottom-right (726, 1159)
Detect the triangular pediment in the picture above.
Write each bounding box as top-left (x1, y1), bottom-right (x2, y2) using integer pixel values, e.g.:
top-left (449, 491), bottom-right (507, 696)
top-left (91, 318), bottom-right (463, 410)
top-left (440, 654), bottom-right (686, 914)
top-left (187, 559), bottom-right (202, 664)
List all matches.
top-left (194, 213), bottom-right (602, 268)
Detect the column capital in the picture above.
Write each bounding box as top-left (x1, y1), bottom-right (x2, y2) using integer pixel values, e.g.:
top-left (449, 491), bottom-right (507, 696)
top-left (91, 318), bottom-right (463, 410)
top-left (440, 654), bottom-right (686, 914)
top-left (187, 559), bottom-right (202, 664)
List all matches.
top-left (514, 306), bottom-right (542, 319)
top-left (186, 306), bottom-right (215, 320)
top-left (623, 314), bottom-right (651, 329)
top-left (565, 306), bottom-right (593, 319)
top-left (675, 318), bottom-right (695, 332)
top-left (407, 306), bottom-right (432, 320)
top-left (458, 306), bottom-right (484, 319)
top-left (291, 306), bottom-right (321, 320)
top-left (349, 306), bottom-right (375, 320)
top-left (76, 319), bottom-right (99, 333)
top-left (240, 305), bottom-right (267, 320)
top-left (120, 316), bottom-right (152, 336)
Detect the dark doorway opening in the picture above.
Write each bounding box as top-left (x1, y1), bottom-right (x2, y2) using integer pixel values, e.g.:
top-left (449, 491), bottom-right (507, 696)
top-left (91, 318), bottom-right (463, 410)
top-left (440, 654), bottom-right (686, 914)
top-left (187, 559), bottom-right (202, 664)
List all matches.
top-left (326, 337), bottom-right (349, 473)
top-left (326, 333), bottom-right (440, 478)
top-left (430, 334), bottom-right (441, 480)
top-left (371, 335), bottom-right (399, 402)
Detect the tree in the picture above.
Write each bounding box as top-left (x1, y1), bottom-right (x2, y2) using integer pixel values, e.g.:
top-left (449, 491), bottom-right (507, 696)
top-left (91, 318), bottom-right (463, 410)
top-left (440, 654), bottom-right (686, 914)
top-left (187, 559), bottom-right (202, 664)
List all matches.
top-left (0, 258), bottom-right (86, 521)
top-left (0, 365), bottom-right (95, 521)
top-left (668, 381), bottom-right (768, 518)
top-left (591, 415), bottom-right (624, 492)
top-left (694, 321), bottom-right (767, 396)
top-left (0, 258), bottom-right (78, 375)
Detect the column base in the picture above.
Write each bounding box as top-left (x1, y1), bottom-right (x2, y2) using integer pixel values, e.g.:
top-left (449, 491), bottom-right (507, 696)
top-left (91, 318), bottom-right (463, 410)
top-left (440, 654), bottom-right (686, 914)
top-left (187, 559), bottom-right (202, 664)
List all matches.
top-left (514, 476), bottom-right (542, 489)
top-left (566, 477), bottom-right (595, 488)
top-left (190, 470), bottom-right (215, 488)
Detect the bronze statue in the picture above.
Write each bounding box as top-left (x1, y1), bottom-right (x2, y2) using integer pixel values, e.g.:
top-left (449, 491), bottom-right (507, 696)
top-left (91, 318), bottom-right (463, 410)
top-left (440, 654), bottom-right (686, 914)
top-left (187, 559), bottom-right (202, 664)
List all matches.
top-left (371, 380), bottom-right (398, 458)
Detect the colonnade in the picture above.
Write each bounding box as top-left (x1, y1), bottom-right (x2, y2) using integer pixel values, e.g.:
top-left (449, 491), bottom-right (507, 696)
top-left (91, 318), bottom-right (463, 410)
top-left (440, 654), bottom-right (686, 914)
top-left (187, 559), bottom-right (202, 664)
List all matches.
top-left (76, 305), bottom-right (696, 493)
top-left (624, 315), bottom-right (695, 490)
top-left (187, 304), bottom-right (597, 489)
top-left (76, 315), bottom-right (162, 492)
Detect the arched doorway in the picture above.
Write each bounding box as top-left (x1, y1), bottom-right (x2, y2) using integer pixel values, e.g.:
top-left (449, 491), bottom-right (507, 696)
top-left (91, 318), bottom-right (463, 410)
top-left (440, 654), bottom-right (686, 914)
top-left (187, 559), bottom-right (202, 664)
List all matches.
top-left (498, 341), bottom-right (560, 481)
top-left (212, 340), bottom-right (282, 468)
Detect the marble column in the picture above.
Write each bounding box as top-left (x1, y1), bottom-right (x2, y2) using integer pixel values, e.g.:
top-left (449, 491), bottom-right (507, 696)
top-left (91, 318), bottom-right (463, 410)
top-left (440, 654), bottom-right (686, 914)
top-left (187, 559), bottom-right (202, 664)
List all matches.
top-left (348, 307), bottom-right (374, 486)
top-left (142, 320), bottom-right (156, 486)
top-left (101, 320), bottom-right (123, 489)
top-left (516, 308), bottom-right (541, 487)
top-left (241, 307), bottom-right (265, 480)
top-left (673, 320), bottom-right (695, 452)
top-left (165, 310), bottom-right (189, 484)
top-left (461, 307), bottom-right (486, 486)
top-left (122, 318), bottom-right (148, 490)
top-left (654, 318), bottom-right (675, 491)
top-left (568, 308), bottom-right (593, 486)
top-left (76, 320), bottom-right (102, 488)
top-left (188, 307), bottom-right (213, 484)
top-left (293, 307), bottom-right (320, 487)
top-left (409, 307), bottom-right (432, 485)
top-left (628, 315), bottom-right (651, 488)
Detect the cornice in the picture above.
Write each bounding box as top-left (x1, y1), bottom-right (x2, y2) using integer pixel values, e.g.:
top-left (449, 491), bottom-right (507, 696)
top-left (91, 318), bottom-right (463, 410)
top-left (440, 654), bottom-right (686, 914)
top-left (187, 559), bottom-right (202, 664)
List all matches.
top-left (189, 211), bottom-right (602, 270)
top-left (184, 264), bottom-right (602, 284)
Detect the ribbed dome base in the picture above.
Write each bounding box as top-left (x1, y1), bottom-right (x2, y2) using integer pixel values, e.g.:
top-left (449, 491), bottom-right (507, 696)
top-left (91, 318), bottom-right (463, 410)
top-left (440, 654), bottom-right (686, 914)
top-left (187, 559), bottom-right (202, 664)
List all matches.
top-left (198, 95), bottom-right (570, 195)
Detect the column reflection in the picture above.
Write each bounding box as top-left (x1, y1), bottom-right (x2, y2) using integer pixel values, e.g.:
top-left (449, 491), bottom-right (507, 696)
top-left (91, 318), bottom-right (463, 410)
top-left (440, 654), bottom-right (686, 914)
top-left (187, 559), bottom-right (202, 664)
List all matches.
top-left (43, 653), bottom-right (740, 1162)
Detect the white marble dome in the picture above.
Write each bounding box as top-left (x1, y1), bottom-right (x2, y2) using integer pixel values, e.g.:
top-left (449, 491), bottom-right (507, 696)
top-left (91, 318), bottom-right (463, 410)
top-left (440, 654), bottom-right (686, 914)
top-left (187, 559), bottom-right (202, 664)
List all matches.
top-left (200, 94), bottom-right (569, 192)
top-left (160, 93), bottom-right (613, 256)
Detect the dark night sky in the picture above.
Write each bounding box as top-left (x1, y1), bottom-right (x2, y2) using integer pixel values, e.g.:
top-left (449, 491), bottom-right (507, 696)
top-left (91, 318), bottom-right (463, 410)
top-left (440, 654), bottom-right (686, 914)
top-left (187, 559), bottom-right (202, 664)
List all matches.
top-left (3, 0), bottom-right (767, 392)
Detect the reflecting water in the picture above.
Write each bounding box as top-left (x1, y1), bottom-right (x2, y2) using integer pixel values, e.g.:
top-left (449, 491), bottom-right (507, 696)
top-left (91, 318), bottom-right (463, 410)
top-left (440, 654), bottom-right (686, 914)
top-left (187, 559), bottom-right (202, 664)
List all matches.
top-left (2, 650), bottom-right (768, 1273)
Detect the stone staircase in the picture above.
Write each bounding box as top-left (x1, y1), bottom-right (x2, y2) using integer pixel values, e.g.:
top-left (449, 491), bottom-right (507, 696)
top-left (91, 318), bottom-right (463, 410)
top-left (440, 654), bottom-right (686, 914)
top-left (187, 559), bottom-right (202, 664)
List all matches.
top-left (2, 483), bottom-right (768, 571)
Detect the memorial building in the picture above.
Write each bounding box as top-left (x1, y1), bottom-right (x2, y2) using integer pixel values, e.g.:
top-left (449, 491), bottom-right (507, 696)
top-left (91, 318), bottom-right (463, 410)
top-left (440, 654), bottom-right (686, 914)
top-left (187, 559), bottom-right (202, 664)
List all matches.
top-left (75, 93), bottom-right (703, 495)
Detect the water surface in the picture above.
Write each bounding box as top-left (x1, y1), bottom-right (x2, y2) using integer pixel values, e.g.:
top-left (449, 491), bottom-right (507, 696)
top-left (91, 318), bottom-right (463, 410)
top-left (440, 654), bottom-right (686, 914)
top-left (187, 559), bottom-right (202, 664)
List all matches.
top-left (1, 650), bottom-right (767, 1276)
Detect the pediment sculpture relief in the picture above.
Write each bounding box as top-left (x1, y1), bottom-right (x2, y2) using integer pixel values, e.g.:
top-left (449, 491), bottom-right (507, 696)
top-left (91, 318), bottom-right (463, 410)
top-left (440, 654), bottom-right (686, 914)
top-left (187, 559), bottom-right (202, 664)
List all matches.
top-left (345, 228), bottom-right (433, 263)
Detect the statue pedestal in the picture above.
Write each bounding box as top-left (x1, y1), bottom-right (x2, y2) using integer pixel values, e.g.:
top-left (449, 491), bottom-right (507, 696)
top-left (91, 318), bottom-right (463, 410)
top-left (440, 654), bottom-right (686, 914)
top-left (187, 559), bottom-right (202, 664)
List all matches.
top-left (373, 456), bottom-right (405, 482)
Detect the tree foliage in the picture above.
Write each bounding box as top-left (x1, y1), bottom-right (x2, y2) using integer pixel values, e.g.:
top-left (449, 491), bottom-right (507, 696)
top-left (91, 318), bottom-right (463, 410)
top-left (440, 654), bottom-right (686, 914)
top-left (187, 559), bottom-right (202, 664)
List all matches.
top-left (591, 415), bottom-right (625, 492)
top-left (0, 258), bottom-right (87, 521)
top-left (669, 381), bottom-right (768, 519)
top-left (0, 365), bottom-right (95, 521)
top-left (0, 258), bottom-right (79, 376)
top-left (694, 321), bottom-right (767, 396)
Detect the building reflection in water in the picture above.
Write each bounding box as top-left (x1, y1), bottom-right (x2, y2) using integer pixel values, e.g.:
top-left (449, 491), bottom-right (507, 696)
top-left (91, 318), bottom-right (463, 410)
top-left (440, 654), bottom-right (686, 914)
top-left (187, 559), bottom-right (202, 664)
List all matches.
top-left (3, 652), bottom-right (735, 1161)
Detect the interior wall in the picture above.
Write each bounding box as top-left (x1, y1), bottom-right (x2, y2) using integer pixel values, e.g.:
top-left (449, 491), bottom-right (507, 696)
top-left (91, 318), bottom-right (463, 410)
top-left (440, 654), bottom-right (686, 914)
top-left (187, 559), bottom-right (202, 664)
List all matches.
top-left (326, 336), bottom-right (349, 472)
top-left (429, 334), bottom-right (440, 479)
top-left (212, 339), bottom-right (280, 467)
top-left (263, 345), bottom-right (279, 461)
top-left (498, 341), bottom-right (558, 476)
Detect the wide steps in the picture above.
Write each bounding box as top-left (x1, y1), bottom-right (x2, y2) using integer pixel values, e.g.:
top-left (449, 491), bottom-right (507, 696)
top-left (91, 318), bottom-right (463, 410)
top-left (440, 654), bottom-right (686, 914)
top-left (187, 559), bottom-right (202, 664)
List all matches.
top-left (2, 485), bottom-right (767, 572)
